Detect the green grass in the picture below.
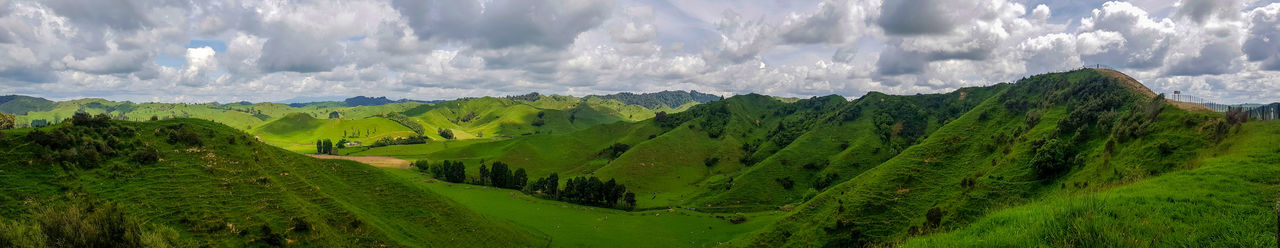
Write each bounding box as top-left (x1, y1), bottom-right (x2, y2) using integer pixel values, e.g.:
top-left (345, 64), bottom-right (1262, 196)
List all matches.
top-left (251, 113), bottom-right (418, 152)
top-left (904, 120), bottom-right (1280, 247)
top-left (0, 118), bottom-right (545, 247)
top-left (726, 69), bottom-right (1241, 247)
top-left (382, 169), bottom-right (784, 247)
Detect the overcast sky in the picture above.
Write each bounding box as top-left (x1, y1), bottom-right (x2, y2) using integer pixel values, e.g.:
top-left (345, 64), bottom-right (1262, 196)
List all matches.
top-left (0, 0), bottom-right (1278, 104)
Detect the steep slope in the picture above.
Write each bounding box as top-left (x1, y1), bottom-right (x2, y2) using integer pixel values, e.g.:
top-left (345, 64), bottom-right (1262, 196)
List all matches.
top-left (727, 69), bottom-right (1232, 246)
top-left (372, 86), bottom-right (1005, 210)
top-left (905, 120), bottom-right (1279, 247)
top-left (0, 117), bottom-right (544, 247)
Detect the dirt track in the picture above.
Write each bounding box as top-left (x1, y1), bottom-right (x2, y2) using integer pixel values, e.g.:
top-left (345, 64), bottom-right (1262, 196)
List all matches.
top-left (309, 155), bottom-right (411, 169)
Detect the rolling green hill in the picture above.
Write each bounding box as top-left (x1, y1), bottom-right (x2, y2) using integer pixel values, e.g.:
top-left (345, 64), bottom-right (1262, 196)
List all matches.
top-left (352, 87), bottom-right (1008, 210)
top-left (251, 113), bottom-right (419, 152)
top-left (724, 69), bottom-right (1257, 247)
top-left (0, 117), bottom-right (544, 247)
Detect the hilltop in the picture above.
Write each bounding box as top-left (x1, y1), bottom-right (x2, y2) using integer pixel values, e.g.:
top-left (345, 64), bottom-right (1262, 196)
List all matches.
top-left (725, 68), bottom-right (1262, 246)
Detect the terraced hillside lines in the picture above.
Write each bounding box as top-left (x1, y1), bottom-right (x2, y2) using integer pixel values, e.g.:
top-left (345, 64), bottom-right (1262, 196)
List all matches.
top-left (905, 120), bottom-right (1280, 247)
top-left (727, 69), bottom-right (1229, 247)
top-left (0, 119), bottom-right (545, 247)
top-left (252, 113), bottom-right (418, 152)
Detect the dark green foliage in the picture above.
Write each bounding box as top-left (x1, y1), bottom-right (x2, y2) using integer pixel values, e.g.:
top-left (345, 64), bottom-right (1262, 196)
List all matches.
top-left (812, 172), bottom-right (839, 190)
top-left (337, 138), bottom-right (347, 149)
top-left (623, 192), bottom-right (637, 209)
top-left (437, 128), bottom-right (455, 140)
top-left (603, 143), bottom-right (630, 159)
top-left (0, 196), bottom-right (179, 248)
top-left (705, 157), bottom-right (720, 167)
top-left (529, 173), bottom-right (559, 197)
top-left (423, 160), bottom-right (466, 183)
top-left (558, 176), bottom-right (630, 208)
top-left (321, 139), bottom-right (333, 155)
top-left (1032, 138), bottom-right (1073, 180)
top-left (370, 135), bottom-right (427, 147)
top-left (130, 146), bottom-right (160, 165)
top-left (925, 207), bottom-right (943, 229)
top-left (328, 111), bottom-right (340, 119)
top-left (489, 162), bottom-right (512, 189)
top-left (775, 177), bottom-right (795, 190)
top-left (165, 124), bottom-right (203, 147)
top-left (459, 112), bottom-right (478, 122)
top-left (513, 168), bottom-right (528, 191)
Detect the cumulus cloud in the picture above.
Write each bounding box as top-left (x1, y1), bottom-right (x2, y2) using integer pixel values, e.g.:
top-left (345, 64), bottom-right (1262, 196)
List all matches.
top-left (1244, 3), bottom-right (1280, 70)
top-left (0, 0), bottom-right (1276, 104)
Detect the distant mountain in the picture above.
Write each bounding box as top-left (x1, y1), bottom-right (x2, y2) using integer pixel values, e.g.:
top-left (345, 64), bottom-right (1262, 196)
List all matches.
top-left (589, 90), bottom-right (722, 110)
top-left (343, 96), bottom-right (438, 107)
top-left (0, 95), bottom-right (56, 115)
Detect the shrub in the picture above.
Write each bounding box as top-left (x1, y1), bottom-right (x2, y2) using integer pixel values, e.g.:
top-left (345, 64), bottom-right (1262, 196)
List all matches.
top-left (1031, 138), bottom-right (1072, 179)
top-left (728, 213), bottom-right (747, 224)
top-left (437, 128), bottom-right (455, 140)
top-left (925, 207), bottom-right (943, 228)
top-left (775, 177), bottom-right (795, 190)
top-left (130, 147), bottom-right (160, 165)
top-left (704, 157), bottom-right (720, 167)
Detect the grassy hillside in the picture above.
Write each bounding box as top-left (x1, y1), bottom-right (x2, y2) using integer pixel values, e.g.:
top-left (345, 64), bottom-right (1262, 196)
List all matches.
top-left (904, 120), bottom-right (1279, 247)
top-left (361, 86), bottom-right (1006, 210)
top-left (725, 69), bottom-right (1243, 246)
top-left (0, 95), bottom-right (56, 115)
top-left (251, 113), bottom-right (418, 152)
top-left (383, 169), bottom-right (783, 247)
top-left (0, 117), bottom-right (544, 247)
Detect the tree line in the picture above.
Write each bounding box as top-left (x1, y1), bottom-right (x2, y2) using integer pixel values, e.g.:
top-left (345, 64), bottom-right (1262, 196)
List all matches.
top-left (412, 160), bottom-right (636, 210)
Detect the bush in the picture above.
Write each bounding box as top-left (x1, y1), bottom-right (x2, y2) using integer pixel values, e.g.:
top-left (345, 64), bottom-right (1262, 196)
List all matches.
top-left (728, 213), bottom-right (748, 224)
top-left (775, 177), bottom-right (795, 190)
top-left (704, 157), bottom-right (719, 167)
top-left (1031, 138), bottom-right (1072, 179)
top-left (437, 128), bottom-right (455, 140)
top-left (130, 147), bottom-right (160, 165)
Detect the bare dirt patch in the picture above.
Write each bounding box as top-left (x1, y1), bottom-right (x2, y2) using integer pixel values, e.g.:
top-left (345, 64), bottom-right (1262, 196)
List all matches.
top-left (309, 155), bottom-right (411, 169)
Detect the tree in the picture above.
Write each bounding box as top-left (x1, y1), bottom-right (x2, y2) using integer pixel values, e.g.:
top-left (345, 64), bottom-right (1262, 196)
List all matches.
top-left (513, 168), bottom-right (528, 190)
top-left (337, 139), bottom-right (347, 149)
top-left (479, 164), bottom-right (489, 185)
top-left (623, 192), bottom-right (637, 209)
top-left (149, 115), bottom-right (159, 121)
top-left (316, 140), bottom-right (323, 155)
top-left (0, 113), bottom-right (15, 129)
top-left (1032, 138), bottom-right (1071, 179)
top-left (490, 162), bottom-right (511, 189)
top-left (322, 139), bottom-right (334, 155)
top-left (437, 128), bottom-right (455, 140)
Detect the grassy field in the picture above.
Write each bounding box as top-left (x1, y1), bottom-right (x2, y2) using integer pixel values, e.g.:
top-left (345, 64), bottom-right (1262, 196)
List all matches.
top-left (382, 169), bottom-right (784, 247)
top-left (0, 118), bottom-right (544, 247)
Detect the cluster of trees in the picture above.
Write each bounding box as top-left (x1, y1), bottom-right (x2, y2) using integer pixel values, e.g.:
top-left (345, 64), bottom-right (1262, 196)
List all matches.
top-left (370, 135), bottom-right (427, 147)
top-left (527, 173), bottom-right (635, 209)
top-left (315, 139), bottom-right (335, 155)
top-left (437, 128), bottom-right (455, 140)
top-left (559, 176), bottom-right (634, 208)
top-left (24, 112), bottom-right (173, 169)
top-left (458, 111), bottom-right (478, 123)
top-left (416, 160), bottom-right (466, 183)
top-left (412, 159), bottom-right (637, 210)
top-left (479, 162), bottom-right (526, 190)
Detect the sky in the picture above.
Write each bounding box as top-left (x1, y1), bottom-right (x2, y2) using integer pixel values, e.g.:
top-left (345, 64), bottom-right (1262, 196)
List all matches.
top-left (0, 0), bottom-right (1278, 104)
